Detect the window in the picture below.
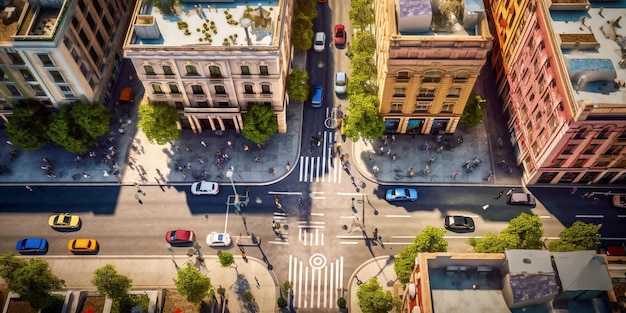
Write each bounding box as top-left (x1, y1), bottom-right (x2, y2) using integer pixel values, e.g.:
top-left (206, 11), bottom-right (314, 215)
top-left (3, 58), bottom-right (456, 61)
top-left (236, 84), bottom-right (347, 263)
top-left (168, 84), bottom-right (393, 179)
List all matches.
top-left (19, 69), bottom-right (34, 81)
top-left (191, 84), bottom-right (204, 95)
top-left (102, 16), bottom-right (111, 32)
top-left (579, 172), bottom-right (600, 183)
top-left (31, 84), bottom-right (45, 96)
top-left (59, 85), bottom-right (74, 97)
top-left (241, 65), bottom-right (250, 75)
top-left (214, 85), bottom-right (226, 94)
top-left (447, 87), bottom-right (461, 98)
top-left (618, 130), bottom-right (626, 142)
top-left (414, 102), bottom-right (431, 113)
top-left (441, 103), bottom-right (454, 113)
top-left (562, 144), bottom-right (576, 155)
top-left (574, 128), bottom-right (587, 139)
top-left (6, 85), bottom-right (20, 96)
top-left (558, 172), bottom-right (579, 183)
top-left (217, 101), bottom-right (229, 107)
top-left (551, 159), bottom-right (565, 167)
top-left (244, 84), bottom-right (254, 94)
top-left (259, 65), bottom-right (269, 75)
top-left (583, 144), bottom-right (598, 154)
top-left (38, 54), bottom-right (54, 66)
top-left (163, 65), bottom-right (174, 75)
top-left (390, 103), bottom-right (402, 113)
top-left (152, 83), bottom-right (164, 94)
top-left (209, 65), bottom-right (222, 78)
top-left (454, 72), bottom-right (468, 83)
top-left (175, 102), bottom-right (184, 110)
top-left (537, 172), bottom-right (557, 183)
top-left (572, 159), bottom-right (586, 167)
top-left (95, 32), bottom-right (105, 48)
top-left (396, 71), bottom-right (410, 81)
top-left (93, 0), bottom-right (102, 14)
top-left (423, 70), bottom-right (441, 83)
top-left (197, 101), bottom-right (209, 108)
top-left (417, 87), bottom-right (436, 100)
top-left (144, 65), bottom-right (155, 75)
top-left (7, 52), bottom-right (23, 64)
top-left (169, 83), bottom-right (180, 94)
top-left (261, 84), bottom-right (271, 94)
top-left (393, 87), bottom-right (406, 97)
top-left (49, 70), bottom-right (64, 82)
top-left (603, 145), bottom-right (623, 156)
top-left (593, 160), bottom-right (610, 167)
top-left (597, 127), bottom-right (610, 139)
top-left (185, 65), bottom-right (199, 76)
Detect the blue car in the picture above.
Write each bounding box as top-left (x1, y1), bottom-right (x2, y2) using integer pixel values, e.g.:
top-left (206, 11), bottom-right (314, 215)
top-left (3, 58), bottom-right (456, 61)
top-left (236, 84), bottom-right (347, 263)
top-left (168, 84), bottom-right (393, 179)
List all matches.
top-left (16, 238), bottom-right (49, 254)
top-left (311, 83), bottom-right (323, 108)
top-left (385, 188), bottom-right (418, 202)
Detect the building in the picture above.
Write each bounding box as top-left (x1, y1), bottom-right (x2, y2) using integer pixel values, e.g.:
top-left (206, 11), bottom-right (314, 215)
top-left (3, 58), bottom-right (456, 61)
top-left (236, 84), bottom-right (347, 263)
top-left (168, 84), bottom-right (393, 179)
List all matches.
top-left (401, 250), bottom-right (615, 313)
top-left (487, 0), bottom-right (626, 185)
top-left (374, 0), bottom-right (492, 135)
top-left (122, 0), bottom-right (293, 134)
top-left (0, 0), bottom-right (135, 122)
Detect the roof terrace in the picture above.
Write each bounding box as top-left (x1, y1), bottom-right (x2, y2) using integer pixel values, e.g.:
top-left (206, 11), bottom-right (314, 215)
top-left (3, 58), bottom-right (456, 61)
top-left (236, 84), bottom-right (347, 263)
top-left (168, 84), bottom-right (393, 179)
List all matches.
top-left (130, 0), bottom-right (280, 48)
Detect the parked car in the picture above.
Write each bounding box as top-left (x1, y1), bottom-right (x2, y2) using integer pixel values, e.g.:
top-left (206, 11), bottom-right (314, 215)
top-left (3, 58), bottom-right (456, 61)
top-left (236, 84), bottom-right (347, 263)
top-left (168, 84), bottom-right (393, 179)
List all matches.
top-left (311, 83), bottom-right (323, 108)
top-left (313, 32), bottom-right (325, 52)
top-left (507, 192), bottom-right (536, 207)
top-left (335, 72), bottom-right (347, 94)
top-left (206, 232), bottom-right (231, 247)
top-left (444, 216), bottom-right (475, 231)
top-left (612, 195), bottom-right (626, 208)
top-left (385, 188), bottom-right (418, 202)
top-left (48, 213), bottom-right (81, 229)
top-left (16, 238), bottom-right (48, 254)
top-left (68, 239), bottom-right (98, 253)
top-left (334, 24), bottom-right (346, 45)
top-left (191, 181), bottom-right (219, 195)
top-left (165, 230), bottom-right (195, 244)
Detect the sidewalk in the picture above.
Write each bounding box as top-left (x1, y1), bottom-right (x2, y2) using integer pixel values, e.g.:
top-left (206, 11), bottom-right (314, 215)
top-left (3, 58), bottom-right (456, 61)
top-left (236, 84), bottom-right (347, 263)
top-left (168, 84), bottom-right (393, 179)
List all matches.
top-left (10, 255), bottom-right (278, 313)
top-left (348, 255), bottom-right (400, 313)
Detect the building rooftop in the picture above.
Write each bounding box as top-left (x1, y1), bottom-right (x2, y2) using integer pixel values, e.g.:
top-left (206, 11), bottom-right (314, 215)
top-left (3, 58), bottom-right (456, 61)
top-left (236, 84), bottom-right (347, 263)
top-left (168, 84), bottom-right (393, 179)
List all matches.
top-left (0, 0), bottom-right (66, 43)
top-left (550, 4), bottom-right (626, 105)
top-left (130, 0), bottom-right (280, 48)
top-left (395, 0), bottom-right (485, 36)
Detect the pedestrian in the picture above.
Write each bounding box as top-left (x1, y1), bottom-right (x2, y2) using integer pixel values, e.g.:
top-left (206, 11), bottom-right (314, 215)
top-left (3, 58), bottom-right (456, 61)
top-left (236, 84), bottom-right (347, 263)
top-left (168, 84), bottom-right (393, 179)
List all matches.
top-left (372, 165), bottom-right (379, 173)
top-left (228, 141), bottom-right (233, 148)
top-left (570, 186), bottom-right (577, 195)
top-left (340, 154), bottom-right (345, 161)
top-left (186, 146), bottom-right (192, 152)
top-left (387, 149), bottom-right (391, 157)
top-left (6, 140), bottom-right (14, 146)
top-left (181, 172), bottom-right (187, 179)
top-left (452, 170), bottom-right (459, 179)
top-left (82, 172), bottom-right (91, 179)
top-left (582, 192), bottom-right (590, 198)
top-left (424, 142), bottom-right (430, 150)
top-left (254, 156), bottom-right (260, 163)
top-left (285, 161), bottom-right (291, 171)
top-left (43, 156), bottom-right (50, 163)
top-left (175, 145), bottom-right (180, 152)
top-left (197, 156), bottom-right (204, 164)
top-left (592, 196), bottom-right (599, 205)
top-left (201, 141), bottom-right (206, 147)
top-left (392, 153), bottom-right (397, 161)
top-left (506, 187), bottom-right (515, 196)
top-left (409, 170), bottom-right (414, 177)
top-left (408, 166), bottom-right (414, 173)
top-left (588, 191), bottom-right (595, 198)
top-left (103, 170), bottom-right (109, 177)
top-left (244, 144), bottom-right (249, 152)
top-left (368, 154), bottom-right (372, 161)
top-left (25, 185), bottom-right (33, 192)
top-left (497, 191), bottom-right (504, 199)
top-left (391, 135), bottom-right (396, 142)
top-left (429, 157), bottom-right (435, 164)
top-left (423, 165), bottom-right (430, 175)
top-left (269, 167), bottom-right (275, 175)
top-left (373, 228), bottom-right (378, 239)
top-left (379, 146), bottom-right (384, 154)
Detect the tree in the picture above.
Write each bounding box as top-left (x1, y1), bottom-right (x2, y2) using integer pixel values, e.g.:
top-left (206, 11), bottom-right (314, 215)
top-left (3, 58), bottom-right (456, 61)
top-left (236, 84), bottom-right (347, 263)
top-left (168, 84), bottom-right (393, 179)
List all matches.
top-left (6, 100), bottom-right (51, 150)
top-left (0, 255), bottom-right (65, 309)
top-left (294, 0), bottom-right (317, 19)
top-left (349, 0), bottom-right (375, 31)
top-left (342, 94), bottom-right (385, 141)
top-left (548, 221), bottom-right (601, 252)
top-left (47, 106), bottom-right (94, 153)
top-left (241, 104), bottom-right (278, 145)
top-left (70, 103), bottom-right (112, 139)
top-left (291, 14), bottom-right (314, 51)
top-left (138, 103), bottom-right (180, 145)
top-left (356, 278), bottom-right (395, 313)
top-left (459, 93), bottom-right (484, 127)
top-left (394, 226), bottom-right (448, 283)
top-left (218, 251), bottom-right (235, 268)
top-left (92, 264), bottom-right (132, 301)
top-left (286, 68), bottom-right (310, 101)
top-left (503, 213), bottom-right (544, 250)
top-left (174, 264), bottom-right (212, 303)
top-left (351, 32), bottom-right (376, 56)
top-left (469, 232), bottom-right (519, 253)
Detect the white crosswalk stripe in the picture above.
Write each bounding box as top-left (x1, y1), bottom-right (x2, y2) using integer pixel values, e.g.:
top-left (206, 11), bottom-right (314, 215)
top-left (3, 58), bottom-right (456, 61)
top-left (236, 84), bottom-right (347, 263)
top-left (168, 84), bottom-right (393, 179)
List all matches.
top-left (289, 254), bottom-right (344, 309)
top-left (299, 131), bottom-right (343, 183)
top-left (298, 222), bottom-right (325, 246)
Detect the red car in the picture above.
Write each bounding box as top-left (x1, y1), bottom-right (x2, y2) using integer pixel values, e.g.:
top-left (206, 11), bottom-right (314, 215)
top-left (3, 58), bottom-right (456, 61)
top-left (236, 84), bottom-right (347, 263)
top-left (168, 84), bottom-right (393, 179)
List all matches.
top-left (165, 230), bottom-right (195, 244)
top-left (334, 24), bottom-right (346, 45)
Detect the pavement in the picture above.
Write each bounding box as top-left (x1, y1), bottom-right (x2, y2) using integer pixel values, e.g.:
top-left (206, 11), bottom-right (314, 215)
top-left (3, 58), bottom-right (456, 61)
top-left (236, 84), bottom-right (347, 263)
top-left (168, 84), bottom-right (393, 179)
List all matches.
top-left (0, 54), bottom-right (527, 311)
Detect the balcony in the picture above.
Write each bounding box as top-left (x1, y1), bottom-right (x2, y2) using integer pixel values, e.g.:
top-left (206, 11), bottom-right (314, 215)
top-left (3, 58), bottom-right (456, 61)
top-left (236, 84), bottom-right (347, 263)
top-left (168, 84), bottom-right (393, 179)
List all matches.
top-left (243, 93), bottom-right (256, 98)
top-left (261, 93), bottom-right (273, 98)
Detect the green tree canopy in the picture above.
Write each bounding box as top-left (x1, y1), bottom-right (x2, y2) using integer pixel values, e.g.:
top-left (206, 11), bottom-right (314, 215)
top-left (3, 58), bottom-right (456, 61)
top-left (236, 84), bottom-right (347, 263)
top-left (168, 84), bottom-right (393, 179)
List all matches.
top-left (0, 255), bottom-right (65, 309)
top-left (174, 264), bottom-right (212, 303)
top-left (47, 106), bottom-right (95, 153)
top-left (286, 68), bottom-right (310, 102)
top-left (6, 100), bottom-right (51, 150)
top-left (218, 251), bottom-right (235, 268)
top-left (342, 94), bottom-right (385, 141)
top-left (351, 32), bottom-right (376, 57)
top-left (394, 226), bottom-right (448, 284)
top-left (469, 232), bottom-right (520, 253)
top-left (241, 104), bottom-right (278, 145)
top-left (70, 103), bottom-right (112, 139)
top-left (470, 212), bottom-right (544, 253)
top-left (349, 0), bottom-right (375, 31)
top-left (356, 278), bottom-right (397, 313)
top-left (92, 264), bottom-right (133, 301)
top-left (294, 0), bottom-right (317, 19)
top-left (459, 93), bottom-right (485, 127)
top-left (548, 221), bottom-right (601, 252)
top-left (291, 14), bottom-right (314, 51)
top-left (138, 103), bottom-right (180, 145)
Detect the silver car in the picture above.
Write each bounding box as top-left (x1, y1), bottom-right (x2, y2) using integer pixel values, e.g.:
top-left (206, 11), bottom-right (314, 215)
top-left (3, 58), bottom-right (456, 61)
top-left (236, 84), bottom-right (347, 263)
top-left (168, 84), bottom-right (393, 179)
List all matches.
top-left (191, 181), bottom-right (219, 195)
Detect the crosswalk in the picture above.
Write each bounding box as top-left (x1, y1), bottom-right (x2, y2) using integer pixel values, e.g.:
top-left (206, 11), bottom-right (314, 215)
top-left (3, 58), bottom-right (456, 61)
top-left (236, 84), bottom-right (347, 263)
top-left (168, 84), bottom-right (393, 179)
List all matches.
top-left (269, 216), bottom-right (326, 246)
top-left (299, 131), bottom-right (343, 183)
top-left (288, 254), bottom-right (344, 309)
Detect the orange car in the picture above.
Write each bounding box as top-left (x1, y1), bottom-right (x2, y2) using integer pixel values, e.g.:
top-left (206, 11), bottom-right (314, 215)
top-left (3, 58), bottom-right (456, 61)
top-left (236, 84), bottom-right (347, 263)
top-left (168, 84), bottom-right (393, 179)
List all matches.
top-left (68, 239), bottom-right (98, 253)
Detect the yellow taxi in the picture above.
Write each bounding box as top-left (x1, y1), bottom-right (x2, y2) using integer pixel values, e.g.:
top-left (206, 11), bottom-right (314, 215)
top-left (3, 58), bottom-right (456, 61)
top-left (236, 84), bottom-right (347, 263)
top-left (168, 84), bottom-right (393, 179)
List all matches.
top-left (68, 239), bottom-right (98, 253)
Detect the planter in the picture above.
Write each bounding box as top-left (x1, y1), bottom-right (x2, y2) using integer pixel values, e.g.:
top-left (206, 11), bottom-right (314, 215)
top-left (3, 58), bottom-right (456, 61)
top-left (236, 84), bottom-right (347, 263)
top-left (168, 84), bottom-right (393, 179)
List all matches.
top-left (74, 292), bottom-right (112, 313)
top-left (3, 291), bottom-right (69, 313)
top-left (160, 290), bottom-right (200, 313)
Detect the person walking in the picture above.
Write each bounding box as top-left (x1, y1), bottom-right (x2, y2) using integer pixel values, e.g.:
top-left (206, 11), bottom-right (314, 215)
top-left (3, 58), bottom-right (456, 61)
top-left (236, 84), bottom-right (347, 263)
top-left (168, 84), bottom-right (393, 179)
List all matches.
top-left (496, 191), bottom-right (504, 199)
top-left (227, 140), bottom-right (233, 148)
top-left (570, 186), bottom-right (578, 195)
top-left (429, 157), bottom-right (435, 164)
top-left (243, 144), bottom-right (249, 152)
top-left (200, 141), bottom-right (206, 147)
top-left (372, 228), bottom-right (379, 240)
top-left (452, 170), bottom-right (459, 179)
top-left (25, 185), bottom-right (33, 192)
top-left (506, 187), bottom-right (515, 196)
top-left (423, 165), bottom-right (430, 175)
top-left (372, 165), bottom-right (379, 173)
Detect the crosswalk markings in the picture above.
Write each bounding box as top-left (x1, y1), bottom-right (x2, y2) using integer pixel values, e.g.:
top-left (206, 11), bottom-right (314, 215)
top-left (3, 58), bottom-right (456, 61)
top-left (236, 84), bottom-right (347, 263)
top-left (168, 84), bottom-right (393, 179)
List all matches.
top-left (299, 131), bottom-right (342, 183)
top-left (289, 255), bottom-right (344, 309)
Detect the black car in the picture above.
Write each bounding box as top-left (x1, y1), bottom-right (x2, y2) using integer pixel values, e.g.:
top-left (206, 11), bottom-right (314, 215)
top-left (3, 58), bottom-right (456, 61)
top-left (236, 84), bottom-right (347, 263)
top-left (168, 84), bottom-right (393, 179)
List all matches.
top-left (444, 216), bottom-right (475, 231)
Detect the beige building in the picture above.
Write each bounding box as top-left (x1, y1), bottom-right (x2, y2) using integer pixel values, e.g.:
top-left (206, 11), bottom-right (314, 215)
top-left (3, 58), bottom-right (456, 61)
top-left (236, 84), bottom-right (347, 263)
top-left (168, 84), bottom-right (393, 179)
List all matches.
top-left (123, 0), bottom-right (294, 134)
top-left (0, 0), bottom-right (135, 122)
top-left (374, 0), bottom-right (492, 135)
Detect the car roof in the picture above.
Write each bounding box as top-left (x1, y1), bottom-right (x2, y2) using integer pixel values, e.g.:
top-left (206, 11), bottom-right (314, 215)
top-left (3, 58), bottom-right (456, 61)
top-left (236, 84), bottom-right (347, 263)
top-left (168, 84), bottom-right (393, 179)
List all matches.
top-left (22, 238), bottom-right (46, 249)
top-left (336, 72), bottom-right (346, 80)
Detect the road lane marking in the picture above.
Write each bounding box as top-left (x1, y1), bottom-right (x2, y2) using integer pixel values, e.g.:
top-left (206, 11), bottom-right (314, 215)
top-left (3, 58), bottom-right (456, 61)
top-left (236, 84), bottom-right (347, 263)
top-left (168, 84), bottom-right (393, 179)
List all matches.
top-left (385, 215), bottom-right (412, 218)
top-left (617, 215), bottom-right (626, 218)
top-left (337, 192), bottom-right (363, 196)
top-left (298, 221), bottom-right (326, 224)
top-left (313, 196), bottom-right (326, 199)
top-left (575, 215), bottom-right (604, 218)
top-left (298, 225), bottom-right (325, 229)
top-left (269, 191), bottom-right (303, 195)
top-left (339, 241), bottom-right (359, 245)
top-left (268, 241), bottom-right (289, 245)
top-left (539, 215), bottom-right (551, 219)
top-left (311, 213), bottom-right (325, 216)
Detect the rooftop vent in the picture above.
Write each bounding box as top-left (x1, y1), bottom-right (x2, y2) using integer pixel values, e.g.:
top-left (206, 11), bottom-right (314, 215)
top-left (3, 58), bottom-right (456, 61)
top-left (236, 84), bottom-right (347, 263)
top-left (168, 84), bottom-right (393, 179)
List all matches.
top-left (134, 15), bottom-right (161, 39)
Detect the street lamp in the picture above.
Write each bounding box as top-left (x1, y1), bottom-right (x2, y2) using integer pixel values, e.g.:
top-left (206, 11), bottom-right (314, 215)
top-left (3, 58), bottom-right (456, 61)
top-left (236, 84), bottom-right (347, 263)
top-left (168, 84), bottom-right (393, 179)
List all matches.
top-left (225, 167), bottom-right (239, 234)
top-left (240, 18), bottom-right (252, 46)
